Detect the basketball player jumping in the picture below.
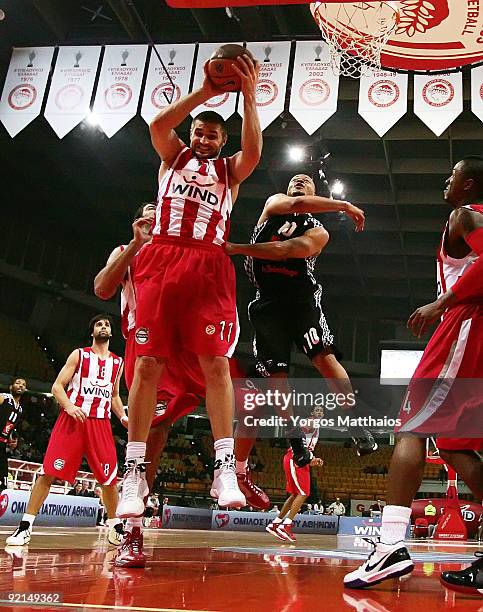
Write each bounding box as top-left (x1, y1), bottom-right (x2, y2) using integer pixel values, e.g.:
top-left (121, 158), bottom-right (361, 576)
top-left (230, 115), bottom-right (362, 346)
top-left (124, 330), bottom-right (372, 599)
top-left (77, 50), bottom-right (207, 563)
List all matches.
top-left (345, 156), bottom-right (483, 595)
top-left (6, 315), bottom-right (127, 548)
top-left (116, 55), bottom-right (262, 519)
top-left (226, 173), bottom-right (378, 476)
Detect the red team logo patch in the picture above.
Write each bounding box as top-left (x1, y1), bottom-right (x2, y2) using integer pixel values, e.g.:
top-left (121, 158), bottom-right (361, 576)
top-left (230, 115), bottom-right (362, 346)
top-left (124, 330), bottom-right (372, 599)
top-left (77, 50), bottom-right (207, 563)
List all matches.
top-left (422, 79), bottom-right (454, 107)
top-left (135, 327), bottom-right (149, 344)
top-left (205, 325), bottom-right (216, 335)
top-left (256, 79), bottom-right (278, 107)
top-left (0, 493), bottom-right (9, 518)
top-left (55, 84), bottom-right (84, 110)
top-left (299, 79), bottom-right (330, 106)
top-left (214, 513), bottom-right (230, 528)
top-left (104, 83), bottom-right (133, 109)
top-left (151, 82), bottom-right (181, 109)
top-left (8, 84), bottom-right (37, 110)
top-left (368, 80), bottom-right (400, 108)
top-left (53, 458), bottom-right (65, 470)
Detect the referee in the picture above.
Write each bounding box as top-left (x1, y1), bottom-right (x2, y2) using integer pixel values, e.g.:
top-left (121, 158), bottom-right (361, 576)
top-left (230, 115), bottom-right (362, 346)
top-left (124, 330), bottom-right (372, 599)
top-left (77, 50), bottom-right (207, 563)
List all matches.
top-left (227, 173), bottom-right (376, 460)
top-left (0, 377), bottom-right (26, 489)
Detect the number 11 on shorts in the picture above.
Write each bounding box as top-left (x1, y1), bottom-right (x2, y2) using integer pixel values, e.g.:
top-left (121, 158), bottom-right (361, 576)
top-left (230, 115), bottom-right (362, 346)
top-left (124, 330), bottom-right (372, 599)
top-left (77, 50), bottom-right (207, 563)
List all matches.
top-left (219, 320), bottom-right (234, 342)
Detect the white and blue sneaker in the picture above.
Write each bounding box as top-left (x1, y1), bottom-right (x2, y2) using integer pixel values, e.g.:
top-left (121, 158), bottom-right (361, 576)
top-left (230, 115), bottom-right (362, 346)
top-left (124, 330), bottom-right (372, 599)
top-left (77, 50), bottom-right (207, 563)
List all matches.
top-left (344, 540), bottom-right (414, 589)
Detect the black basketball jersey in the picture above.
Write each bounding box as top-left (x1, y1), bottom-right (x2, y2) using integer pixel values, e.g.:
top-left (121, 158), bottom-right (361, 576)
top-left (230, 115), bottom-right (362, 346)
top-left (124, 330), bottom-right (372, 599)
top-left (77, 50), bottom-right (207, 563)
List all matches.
top-left (244, 213), bottom-right (323, 299)
top-left (0, 394), bottom-right (22, 443)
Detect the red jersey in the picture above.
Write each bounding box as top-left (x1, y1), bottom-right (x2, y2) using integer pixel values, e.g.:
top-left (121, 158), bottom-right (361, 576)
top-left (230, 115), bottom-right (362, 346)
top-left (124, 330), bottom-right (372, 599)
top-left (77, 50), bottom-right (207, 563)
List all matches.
top-left (437, 204), bottom-right (483, 298)
top-left (154, 147), bottom-right (233, 246)
top-left (66, 348), bottom-right (123, 419)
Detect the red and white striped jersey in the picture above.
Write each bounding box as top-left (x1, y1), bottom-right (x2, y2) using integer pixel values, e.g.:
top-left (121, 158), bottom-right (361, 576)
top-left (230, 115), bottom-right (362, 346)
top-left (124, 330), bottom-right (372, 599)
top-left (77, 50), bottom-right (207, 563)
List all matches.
top-left (437, 204), bottom-right (483, 297)
top-left (304, 427), bottom-right (319, 452)
top-left (66, 348), bottom-right (123, 419)
top-left (154, 147), bottom-right (233, 246)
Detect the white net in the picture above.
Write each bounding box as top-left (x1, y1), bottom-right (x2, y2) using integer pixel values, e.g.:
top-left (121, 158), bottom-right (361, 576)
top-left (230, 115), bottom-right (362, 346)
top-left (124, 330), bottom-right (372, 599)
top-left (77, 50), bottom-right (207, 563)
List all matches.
top-left (310, 2), bottom-right (400, 78)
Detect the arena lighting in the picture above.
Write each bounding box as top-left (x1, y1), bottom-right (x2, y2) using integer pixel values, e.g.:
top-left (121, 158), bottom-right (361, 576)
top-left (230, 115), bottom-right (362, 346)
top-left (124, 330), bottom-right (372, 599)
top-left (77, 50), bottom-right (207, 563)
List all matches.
top-left (331, 179), bottom-right (345, 197)
top-left (86, 111), bottom-right (100, 126)
top-left (288, 145), bottom-right (306, 163)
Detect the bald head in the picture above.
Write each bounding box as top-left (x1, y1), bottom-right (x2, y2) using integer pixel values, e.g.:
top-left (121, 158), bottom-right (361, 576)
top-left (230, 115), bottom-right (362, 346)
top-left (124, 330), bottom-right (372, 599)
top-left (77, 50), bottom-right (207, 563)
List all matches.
top-left (287, 174), bottom-right (316, 197)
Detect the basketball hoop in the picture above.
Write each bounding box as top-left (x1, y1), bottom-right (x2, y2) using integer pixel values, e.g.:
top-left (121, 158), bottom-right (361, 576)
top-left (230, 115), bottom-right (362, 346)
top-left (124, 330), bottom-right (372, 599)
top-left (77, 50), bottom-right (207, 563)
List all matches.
top-left (310, 2), bottom-right (401, 78)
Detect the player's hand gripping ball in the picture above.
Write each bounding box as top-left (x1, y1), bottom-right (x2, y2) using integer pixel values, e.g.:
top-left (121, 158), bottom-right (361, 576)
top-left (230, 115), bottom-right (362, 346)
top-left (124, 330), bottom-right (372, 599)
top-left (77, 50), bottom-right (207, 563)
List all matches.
top-left (207, 44), bottom-right (254, 92)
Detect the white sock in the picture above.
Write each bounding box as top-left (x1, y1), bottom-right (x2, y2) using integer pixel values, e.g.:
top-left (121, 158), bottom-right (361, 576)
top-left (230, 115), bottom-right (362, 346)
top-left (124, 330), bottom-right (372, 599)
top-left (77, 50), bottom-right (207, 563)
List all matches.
top-left (282, 517), bottom-right (293, 525)
top-left (214, 438), bottom-right (234, 463)
top-left (126, 441), bottom-right (146, 463)
top-left (21, 513), bottom-right (36, 527)
top-left (380, 505), bottom-right (411, 545)
top-left (106, 517), bottom-right (121, 528)
top-left (125, 517), bottom-right (143, 532)
top-left (236, 459), bottom-right (248, 475)
top-left (273, 517), bottom-right (282, 525)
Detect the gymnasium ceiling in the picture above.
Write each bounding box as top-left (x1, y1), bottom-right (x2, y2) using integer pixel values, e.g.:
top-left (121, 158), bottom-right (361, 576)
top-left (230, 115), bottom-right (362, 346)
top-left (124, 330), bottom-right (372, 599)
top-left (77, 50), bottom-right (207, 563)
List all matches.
top-left (1, 0), bottom-right (482, 332)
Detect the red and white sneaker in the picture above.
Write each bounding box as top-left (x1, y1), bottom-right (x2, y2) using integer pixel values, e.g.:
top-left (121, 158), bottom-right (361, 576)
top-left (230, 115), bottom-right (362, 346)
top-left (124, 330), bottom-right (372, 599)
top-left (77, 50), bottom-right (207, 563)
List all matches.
top-left (276, 523), bottom-right (296, 543)
top-left (236, 469), bottom-right (270, 510)
top-left (114, 527), bottom-right (146, 568)
top-left (266, 521), bottom-right (286, 541)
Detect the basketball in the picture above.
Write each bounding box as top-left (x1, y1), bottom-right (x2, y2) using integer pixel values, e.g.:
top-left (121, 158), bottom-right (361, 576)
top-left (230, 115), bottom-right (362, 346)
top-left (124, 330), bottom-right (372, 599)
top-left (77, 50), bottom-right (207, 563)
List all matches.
top-left (207, 44), bottom-right (254, 92)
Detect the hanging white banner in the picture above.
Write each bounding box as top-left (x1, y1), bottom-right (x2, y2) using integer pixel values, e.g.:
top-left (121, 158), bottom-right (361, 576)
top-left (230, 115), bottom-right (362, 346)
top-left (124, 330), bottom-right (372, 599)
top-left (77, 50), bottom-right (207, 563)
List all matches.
top-left (190, 42), bottom-right (241, 120)
top-left (471, 65), bottom-right (483, 124)
top-left (358, 68), bottom-right (408, 137)
top-left (44, 46), bottom-right (101, 138)
top-left (141, 44), bottom-right (195, 125)
top-left (414, 72), bottom-right (463, 137)
top-left (0, 47), bottom-right (55, 137)
top-left (92, 45), bottom-right (148, 138)
top-left (239, 41), bottom-right (291, 131)
top-left (289, 41), bottom-right (339, 136)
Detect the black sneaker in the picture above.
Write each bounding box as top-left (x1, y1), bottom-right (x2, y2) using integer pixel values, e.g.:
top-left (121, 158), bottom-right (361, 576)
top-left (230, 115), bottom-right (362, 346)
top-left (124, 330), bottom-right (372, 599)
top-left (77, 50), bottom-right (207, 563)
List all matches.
top-left (440, 553), bottom-right (483, 596)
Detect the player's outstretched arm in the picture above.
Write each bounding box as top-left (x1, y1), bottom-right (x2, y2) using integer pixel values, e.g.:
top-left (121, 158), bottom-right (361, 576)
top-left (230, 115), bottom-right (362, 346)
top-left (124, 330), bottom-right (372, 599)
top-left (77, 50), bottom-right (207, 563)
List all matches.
top-left (407, 208), bottom-right (483, 337)
top-left (94, 218), bottom-right (152, 300)
top-left (260, 194), bottom-right (365, 231)
top-left (52, 350), bottom-right (86, 422)
top-left (150, 64), bottom-right (225, 165)
top-left (228, 56), bottom-right (262, 187)
top-left (226, 226), bottom-right (329, 260)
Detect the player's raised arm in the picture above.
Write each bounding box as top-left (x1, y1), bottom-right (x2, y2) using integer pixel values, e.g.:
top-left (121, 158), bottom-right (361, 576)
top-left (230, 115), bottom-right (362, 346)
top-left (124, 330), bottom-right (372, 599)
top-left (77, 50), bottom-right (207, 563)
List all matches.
top-left (227, 55), bottom-right (262, 187)
top-left (149, 65), bottom-right (226, 166)
top-left (227, 226), bottom-right (329, 261)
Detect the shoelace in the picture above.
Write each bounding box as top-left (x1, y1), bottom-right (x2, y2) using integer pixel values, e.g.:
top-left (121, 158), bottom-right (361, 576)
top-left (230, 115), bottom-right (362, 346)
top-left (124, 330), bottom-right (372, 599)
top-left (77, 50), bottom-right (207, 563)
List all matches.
top-left (122, 462), bottom-right (146, 500)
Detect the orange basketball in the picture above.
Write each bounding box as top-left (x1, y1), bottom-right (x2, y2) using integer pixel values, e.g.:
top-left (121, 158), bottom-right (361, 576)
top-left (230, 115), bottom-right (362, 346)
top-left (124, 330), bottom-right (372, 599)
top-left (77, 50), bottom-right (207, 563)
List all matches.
top-left (207, 44), bottom-right (254, 92)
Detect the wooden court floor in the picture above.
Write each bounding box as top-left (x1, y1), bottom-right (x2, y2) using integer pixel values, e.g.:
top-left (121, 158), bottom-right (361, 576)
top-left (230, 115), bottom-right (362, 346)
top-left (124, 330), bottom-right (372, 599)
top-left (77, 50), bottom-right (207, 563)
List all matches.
top-left (0, 527), bottom-right (480, 611)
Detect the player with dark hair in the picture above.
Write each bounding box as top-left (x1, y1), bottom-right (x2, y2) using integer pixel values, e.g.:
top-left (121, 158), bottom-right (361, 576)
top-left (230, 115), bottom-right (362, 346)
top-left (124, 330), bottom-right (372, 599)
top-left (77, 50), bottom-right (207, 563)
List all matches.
top-left (116, 53), bottom-right (262, 518)
top-left (345, 156), bottom-right (483, 594)
top-left (6, 316), bottom-right (127, 547)
top-left (226, 174), bottom-right (377, 499)
top-left (0, 377), bottom-right (27, 489)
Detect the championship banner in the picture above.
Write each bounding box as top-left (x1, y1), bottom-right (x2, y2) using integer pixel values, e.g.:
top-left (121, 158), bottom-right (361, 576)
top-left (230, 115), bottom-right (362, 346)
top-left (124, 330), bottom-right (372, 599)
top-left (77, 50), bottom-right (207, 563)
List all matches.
top-left (413, 72), bottom-right (463, 137)
top-left (358, 68), bottom-right (408, 137)
top-left (0, 47), bottom-right (55, 137)
top-left (44, 46), bottom-right (102, 138)
top-left (190, 42), bottom-right (241, 121)
top-left (92, 45), bottom-right (148, 138)
top-left (238, 41), bottom-right (291, 131)
top-left (289, 41), bottom-right (339, 135)
top-left (141, 44), bottom-right (195, 125)
top-left (471, 65), bottom-right (483, 124)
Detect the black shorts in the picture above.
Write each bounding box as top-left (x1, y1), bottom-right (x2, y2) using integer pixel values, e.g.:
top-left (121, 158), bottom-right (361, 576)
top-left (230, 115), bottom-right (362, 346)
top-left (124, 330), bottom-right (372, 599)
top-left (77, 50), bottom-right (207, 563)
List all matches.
top-left (248, 291), bottom-right (334, 375)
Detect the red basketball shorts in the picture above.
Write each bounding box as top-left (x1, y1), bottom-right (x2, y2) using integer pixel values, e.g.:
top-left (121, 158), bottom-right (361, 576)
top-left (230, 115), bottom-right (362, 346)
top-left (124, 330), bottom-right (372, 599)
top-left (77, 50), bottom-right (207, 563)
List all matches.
top-left (436, 437), bottom-right (483, 451)
top-left (42, 411), bottom-right (118, 485)
top-left (133, 237), bottom-right (239, 359)
top-left (283, 450), bottom-right (310, 496)
top-left (396, 303), bottom-right (483, 441)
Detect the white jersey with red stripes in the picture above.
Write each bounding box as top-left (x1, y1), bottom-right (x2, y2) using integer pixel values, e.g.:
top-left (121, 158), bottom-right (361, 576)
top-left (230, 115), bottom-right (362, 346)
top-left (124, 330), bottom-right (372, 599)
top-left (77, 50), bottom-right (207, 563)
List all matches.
top-left (437, 204), bottom-right (483, 297)
top-left (154, 147), bottom-right (233, 246)
top-left (66, 348), bottom-right (123, 419)
top-left (304, 427), bottom-right (319, 452)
